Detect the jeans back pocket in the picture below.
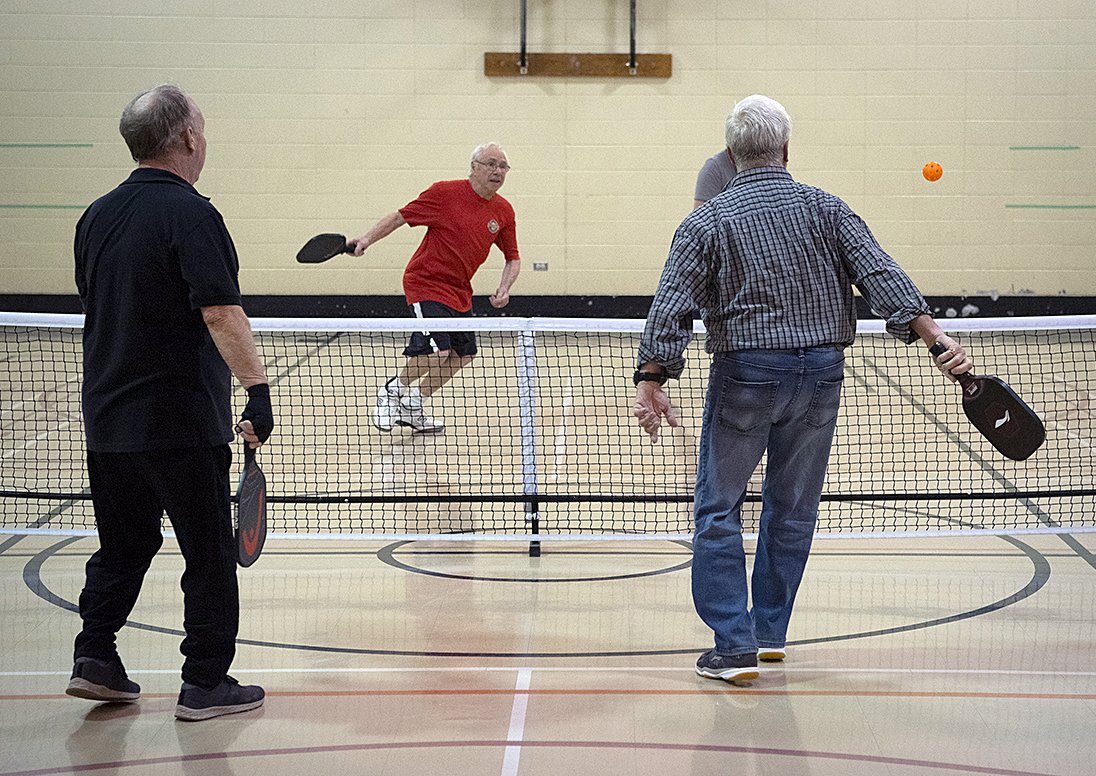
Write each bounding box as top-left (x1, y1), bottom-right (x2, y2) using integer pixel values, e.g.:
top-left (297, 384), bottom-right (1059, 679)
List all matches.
top-left (804, 378), bottom-right (843, 429)
top-left (716, 376), bottom-right (780, 433)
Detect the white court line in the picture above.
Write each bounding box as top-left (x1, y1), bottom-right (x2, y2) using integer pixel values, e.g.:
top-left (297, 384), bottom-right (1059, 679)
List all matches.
top-left (501, 668), bottom-right (532, 776)
top-left (6, 667), bottom-right (1096, 678)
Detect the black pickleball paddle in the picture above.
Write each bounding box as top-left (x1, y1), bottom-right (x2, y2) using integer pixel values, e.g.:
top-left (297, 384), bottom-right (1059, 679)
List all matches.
top-left (929, 342), bottom-right (1046, 461)
top-left (296, 233), bottom-right (353, 263)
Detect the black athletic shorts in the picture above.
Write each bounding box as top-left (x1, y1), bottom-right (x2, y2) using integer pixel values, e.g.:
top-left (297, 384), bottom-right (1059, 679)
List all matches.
top-left (403, 300), bottom-right (478, 357)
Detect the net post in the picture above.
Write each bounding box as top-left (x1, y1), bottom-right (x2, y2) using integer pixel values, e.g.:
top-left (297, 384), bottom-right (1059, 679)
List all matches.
top-left (527, 498), bottom-right (541, 557)
top-left (517, 329), bottom-right (541, 556)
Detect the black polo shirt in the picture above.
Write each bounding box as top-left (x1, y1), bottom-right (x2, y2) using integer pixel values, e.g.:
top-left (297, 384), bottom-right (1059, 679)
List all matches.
top-left (74, 167), bottom-right (242, 452)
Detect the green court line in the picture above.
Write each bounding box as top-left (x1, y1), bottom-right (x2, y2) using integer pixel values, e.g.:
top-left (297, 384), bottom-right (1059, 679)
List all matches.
top-left (0, 204), bottom-right (86, 210)
top-left (1005, 204), bottom-right (1096, 210)
top-left (0, 143), bottom-right (93, 148)
top-left (1008, 146), bottom-right (1080, 151)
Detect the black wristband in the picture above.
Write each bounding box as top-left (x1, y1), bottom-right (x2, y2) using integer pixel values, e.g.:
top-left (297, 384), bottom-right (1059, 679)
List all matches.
top-left (633, 370), bottom-right (668, 387)
top-left (246, 383), bottom-right (270, 398)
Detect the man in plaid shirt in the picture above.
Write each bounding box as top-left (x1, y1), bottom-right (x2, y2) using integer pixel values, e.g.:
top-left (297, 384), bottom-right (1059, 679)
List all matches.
top-left (633, 94), bottom-right (972, 683)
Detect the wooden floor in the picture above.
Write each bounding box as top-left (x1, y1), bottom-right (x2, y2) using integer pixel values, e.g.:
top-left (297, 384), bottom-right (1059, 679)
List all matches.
top-left (2, 531), bottom-right (1095, 776)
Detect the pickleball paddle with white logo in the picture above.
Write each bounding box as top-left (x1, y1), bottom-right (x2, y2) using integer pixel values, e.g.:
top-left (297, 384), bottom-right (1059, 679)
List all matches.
top-left (929, 342), bottom-right (1046, 461)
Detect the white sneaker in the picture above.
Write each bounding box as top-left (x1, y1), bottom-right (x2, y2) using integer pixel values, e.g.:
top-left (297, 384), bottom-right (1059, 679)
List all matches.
top-left (397, 392), bottom-right (444, 433)
top-left (757, 647), bottom-right (786, 663)
top-left (373, 379), bottom-right (401, 432)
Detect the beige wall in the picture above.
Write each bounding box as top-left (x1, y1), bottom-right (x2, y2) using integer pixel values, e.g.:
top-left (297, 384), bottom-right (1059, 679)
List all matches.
top-left (2, 0), bottom-right (1094, 302)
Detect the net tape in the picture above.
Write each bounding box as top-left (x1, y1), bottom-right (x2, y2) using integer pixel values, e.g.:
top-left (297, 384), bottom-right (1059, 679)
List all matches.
top-left (2, 313), bottom-right (1093, 539)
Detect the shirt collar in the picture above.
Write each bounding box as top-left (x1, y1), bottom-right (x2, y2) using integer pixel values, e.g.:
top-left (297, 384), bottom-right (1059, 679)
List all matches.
top-left (730, 166), bottom-right (793, 187)
top-left (122, 167), bottom-right (208, 200)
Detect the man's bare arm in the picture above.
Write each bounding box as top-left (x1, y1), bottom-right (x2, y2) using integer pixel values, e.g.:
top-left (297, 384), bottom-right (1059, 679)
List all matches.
top-left (202, 304), bottom-right (272, 446)
top-left (350, 211), bottom-right (406, 256)
top-left (910, 313), bottom-right (973, 382)
top-left (490, 260), bottom-right (521, 308)
top-left (202, 305), bottom-right (267, 387)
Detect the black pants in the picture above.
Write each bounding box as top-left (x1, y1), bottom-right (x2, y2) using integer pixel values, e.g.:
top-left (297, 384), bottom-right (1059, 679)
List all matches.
top-left (75, 445), bottom-right (238, 688)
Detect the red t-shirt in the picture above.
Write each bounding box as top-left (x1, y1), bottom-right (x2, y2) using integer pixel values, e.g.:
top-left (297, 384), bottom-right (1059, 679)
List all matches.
top-left (398, 179), bottom-right (520, 312)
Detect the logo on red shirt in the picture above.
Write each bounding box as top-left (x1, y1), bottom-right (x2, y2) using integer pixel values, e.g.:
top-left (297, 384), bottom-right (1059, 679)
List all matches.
top-left (487, 219), bottom-right (500, 234)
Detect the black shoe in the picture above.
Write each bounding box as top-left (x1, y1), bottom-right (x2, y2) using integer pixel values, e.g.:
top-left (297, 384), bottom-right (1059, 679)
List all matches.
top-left (66, 657), bottom-right (140, 702)
top-left (695, 649), bottom-right (759, 683)
top-left (175, 676), bottom-right (265, 721)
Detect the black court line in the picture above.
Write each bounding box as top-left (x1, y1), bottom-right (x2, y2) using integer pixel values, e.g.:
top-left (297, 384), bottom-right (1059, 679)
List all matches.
top-left (856, 352), bottom-right (1022, 492)
top-left (0, 491), bottom-right (91, 554)
top-left (22, 533), bottom-right (1051, 659)
top-left (375, 539), bottom-right (693, 583)
top-left (0, 534), bottom-right (25, 555)
top-left (1056, 532), bottom-right (1096, 572)
top-left (788, 533), bottom-right (1052, 647)
top-left (1, 335), bottom-right (326, 537)
top-left (390, 549), bottom-right (693, 556)
top-left (851, 498), bottom-right (1096, 575)
top-left (3, 544), bottom-right (1086, 560)
top-left (853, 353), bottom-right (1096, 571)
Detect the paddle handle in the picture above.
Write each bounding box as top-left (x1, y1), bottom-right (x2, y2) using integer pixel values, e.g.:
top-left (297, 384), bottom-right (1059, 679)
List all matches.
top-left (244, 443), bottom-right (256, 466)
top-left (928, 342), bottom-right (975, 390)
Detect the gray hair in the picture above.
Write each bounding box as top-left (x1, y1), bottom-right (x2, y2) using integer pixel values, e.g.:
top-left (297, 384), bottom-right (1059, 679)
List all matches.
top-left (470, 142), bottom-right (506, 164)
top-left (118, 84), bottom-right (195, 163)
top-left (724, 95), bottom-right (792, 170)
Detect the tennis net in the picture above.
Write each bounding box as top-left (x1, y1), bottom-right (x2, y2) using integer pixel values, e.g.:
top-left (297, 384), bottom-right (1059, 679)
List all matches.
top-left (2, 312), bottom-right (1093, 539)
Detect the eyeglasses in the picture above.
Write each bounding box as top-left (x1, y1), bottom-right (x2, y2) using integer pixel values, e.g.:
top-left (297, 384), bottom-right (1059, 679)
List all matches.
top-left (474, 159), bottom-right (511, 172)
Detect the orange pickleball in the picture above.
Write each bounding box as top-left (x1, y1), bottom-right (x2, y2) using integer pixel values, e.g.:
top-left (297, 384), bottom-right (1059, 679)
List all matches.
top-left (922, 161), bottom-right (943, 181)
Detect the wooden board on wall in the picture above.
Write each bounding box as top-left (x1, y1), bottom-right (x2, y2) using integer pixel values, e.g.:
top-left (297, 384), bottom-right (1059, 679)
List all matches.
top-left (484, 52), bottom-right (671, 78)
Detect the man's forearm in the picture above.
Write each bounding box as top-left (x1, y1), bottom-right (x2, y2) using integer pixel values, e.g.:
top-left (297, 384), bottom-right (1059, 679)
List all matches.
top-left (909, 314), bottom-right (945, 347)
top-left (498, 259), bottom-right (520, 292)
top-left (360, 211), bottom-right (406, 249)
top-left (201, 305), bottom-right (267, 388)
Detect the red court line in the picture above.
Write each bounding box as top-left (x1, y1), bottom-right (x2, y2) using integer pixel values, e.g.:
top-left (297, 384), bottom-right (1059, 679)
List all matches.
top-left (4, 688), bottom-right (1095, 701)
top-left (0, 739), bottom-right (1064, 776)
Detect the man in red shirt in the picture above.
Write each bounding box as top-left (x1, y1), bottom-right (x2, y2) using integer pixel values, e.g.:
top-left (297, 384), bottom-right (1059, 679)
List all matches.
top-left (350, 142), bottom-right (521, 433)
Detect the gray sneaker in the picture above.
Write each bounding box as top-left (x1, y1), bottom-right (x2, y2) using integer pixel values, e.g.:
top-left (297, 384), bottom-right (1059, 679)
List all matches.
top-left (175, 676), bottom-right (265, 721)
top-left (695, 649), bottom-right (759, 683)
top-left (66, 656), bottom-right (140, 702)
top-left (396, 392), bottom-right (444, 433)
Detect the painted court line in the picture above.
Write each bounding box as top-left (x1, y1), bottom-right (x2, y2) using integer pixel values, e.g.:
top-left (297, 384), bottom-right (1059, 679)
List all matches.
top-left (500, 668), bottom-right (532, 776)
top-left (0, 739), bottom-right (1064, 776)
top-left (6, 666), bottom-right (1096, 677)
top-left (5, 688), bottom-right (1096, 702)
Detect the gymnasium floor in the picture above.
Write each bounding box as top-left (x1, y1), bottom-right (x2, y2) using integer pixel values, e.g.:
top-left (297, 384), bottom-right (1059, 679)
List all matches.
top-left (2, 530), bottom-right (1095, 776)
top-left (2, 320), bottom-right (1094, 773)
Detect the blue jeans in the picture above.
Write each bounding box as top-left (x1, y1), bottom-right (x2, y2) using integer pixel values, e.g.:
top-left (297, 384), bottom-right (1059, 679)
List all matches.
top-left (692, 347), bottom-right (845, 656)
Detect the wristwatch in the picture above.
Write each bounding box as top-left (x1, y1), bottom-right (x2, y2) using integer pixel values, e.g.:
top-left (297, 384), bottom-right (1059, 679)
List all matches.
top-left (633, 369), bottom-right (668, 387)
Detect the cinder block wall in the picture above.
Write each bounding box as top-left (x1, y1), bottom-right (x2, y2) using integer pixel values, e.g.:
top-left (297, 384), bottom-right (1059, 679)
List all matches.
top-left (2, 0), bottom-right (1094, 303)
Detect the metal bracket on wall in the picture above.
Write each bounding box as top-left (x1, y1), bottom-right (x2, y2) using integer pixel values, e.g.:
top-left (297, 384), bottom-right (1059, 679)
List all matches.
top-left (485, 0), bottom-right (671, 78)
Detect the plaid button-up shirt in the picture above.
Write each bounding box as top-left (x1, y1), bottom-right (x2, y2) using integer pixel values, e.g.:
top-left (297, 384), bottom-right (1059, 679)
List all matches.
top-left (638, 166), bottom-right (931, 378)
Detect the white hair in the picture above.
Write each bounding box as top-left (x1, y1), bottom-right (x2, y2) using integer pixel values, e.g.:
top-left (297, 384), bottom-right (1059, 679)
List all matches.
top-left (119, 84), bottom-right (194, 163)
top-left (724, 95), bottom-right (792, 170)
top-left (470, 142), bottom-right (506, 164)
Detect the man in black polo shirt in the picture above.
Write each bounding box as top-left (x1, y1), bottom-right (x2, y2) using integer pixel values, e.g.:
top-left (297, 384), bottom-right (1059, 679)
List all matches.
top-left (69, 84), bottom-right (274, 721)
